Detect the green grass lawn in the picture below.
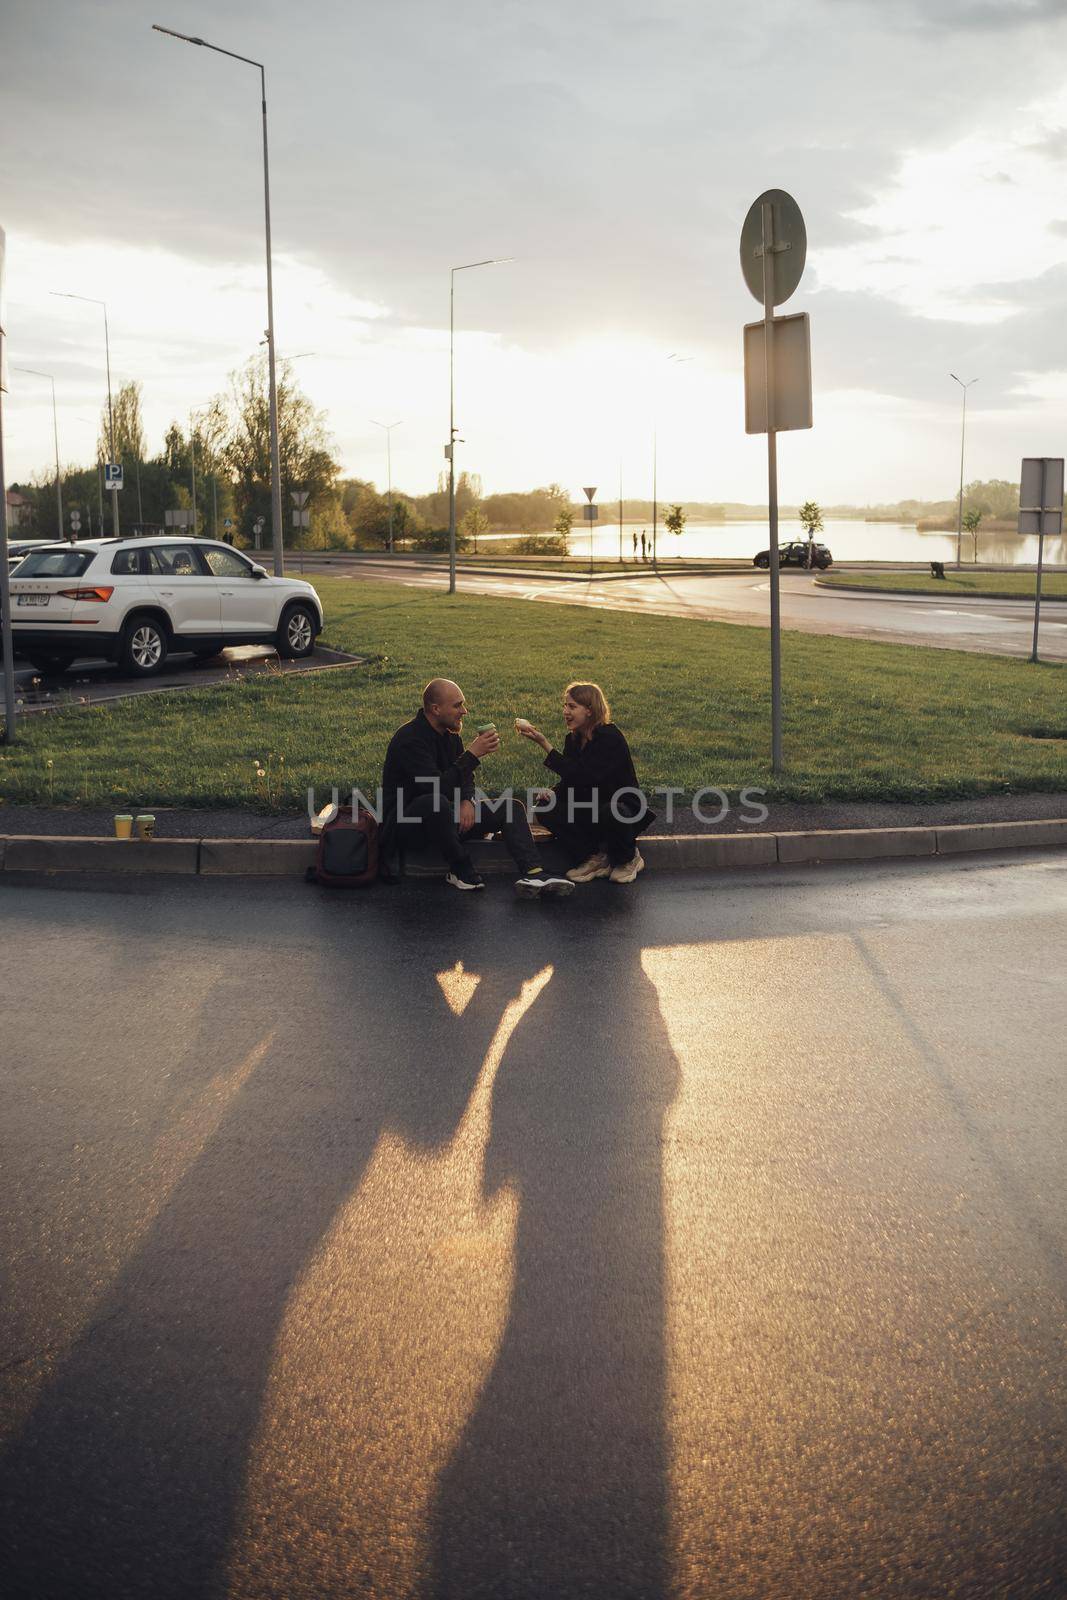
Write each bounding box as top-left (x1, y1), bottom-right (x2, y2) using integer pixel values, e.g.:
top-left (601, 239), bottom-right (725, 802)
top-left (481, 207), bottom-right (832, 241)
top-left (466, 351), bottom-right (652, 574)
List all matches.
top-left (817, 570), bottom-right (1067, 599)
top-left (1, 577), bottom-right (1065, 811)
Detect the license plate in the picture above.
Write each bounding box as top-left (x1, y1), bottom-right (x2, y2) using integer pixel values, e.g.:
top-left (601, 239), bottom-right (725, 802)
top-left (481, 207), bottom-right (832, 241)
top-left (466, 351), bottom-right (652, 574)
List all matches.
top-left (17, 595), bottom-right (50, 607)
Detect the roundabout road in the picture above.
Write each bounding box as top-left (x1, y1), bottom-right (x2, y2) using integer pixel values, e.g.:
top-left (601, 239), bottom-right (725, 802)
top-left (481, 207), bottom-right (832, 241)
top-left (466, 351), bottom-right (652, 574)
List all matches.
top-left (297, 555), bottom-right (1067, 661)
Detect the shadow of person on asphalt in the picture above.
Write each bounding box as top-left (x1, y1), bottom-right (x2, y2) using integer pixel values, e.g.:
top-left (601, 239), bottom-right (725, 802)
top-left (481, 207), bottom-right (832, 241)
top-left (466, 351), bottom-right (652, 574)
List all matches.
top-left (0, 883), bottom-right (597, 1600)
top-left (428, 897), bottom-right (682, 1600)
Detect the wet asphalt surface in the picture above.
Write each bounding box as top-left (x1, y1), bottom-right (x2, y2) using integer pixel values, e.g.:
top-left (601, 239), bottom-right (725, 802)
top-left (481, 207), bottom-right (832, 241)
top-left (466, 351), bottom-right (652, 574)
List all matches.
top-left (0, 855), bottom-right (1065, 1598)
top-left (9, 643), bottom-right (363, 713)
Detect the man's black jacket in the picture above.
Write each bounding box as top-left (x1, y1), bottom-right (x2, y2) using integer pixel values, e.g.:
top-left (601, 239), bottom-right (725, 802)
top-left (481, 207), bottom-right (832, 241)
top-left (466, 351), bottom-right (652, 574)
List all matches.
top-left (381, 708), bottom-right (479, 825)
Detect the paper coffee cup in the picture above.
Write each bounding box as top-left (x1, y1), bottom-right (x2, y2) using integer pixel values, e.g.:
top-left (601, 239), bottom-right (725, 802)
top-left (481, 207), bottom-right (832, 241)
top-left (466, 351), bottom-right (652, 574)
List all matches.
top-left (476, 722), bottom-right (497, 733)
top-left (114, 815), bottom-right (133, 839)
top-left (135, 813), bottom-right (156, 840)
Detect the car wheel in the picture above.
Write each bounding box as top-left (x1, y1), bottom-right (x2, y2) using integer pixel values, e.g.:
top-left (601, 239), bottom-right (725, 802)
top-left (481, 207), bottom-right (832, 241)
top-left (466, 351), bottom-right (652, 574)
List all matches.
top-left (28, 655), bottom-right (70, 676)
top-left (277, 603), bottom-right (317, 659)
top-left (120, 615), bottom-right (168, 677)
top-left (754, 555), bottom-right (770, 569)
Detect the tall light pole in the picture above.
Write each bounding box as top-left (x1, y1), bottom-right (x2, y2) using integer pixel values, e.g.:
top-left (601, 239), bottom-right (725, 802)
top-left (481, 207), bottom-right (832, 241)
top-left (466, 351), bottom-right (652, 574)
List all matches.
top-left (448, 257), bottom-right (513, 594)
top-left (371, 419), bottom-right (402, 553)
top-left (619, 461), bottom-right (624, 564)
top-left (653, 353), bottom-right (692, 565)
top-left (189, 411), bottom-right (198, 535)
top-left (13, 367), bottom-right (63, 537)
top-left (153, 24), bottom-right (284, 577)
top-left (51, 291), bottom-right (118, 536)
top-left (950, 372), bottom-right (978, 569)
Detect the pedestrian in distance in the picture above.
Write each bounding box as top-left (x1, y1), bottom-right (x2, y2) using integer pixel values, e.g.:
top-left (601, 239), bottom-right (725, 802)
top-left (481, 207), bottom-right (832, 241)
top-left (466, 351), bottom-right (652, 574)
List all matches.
top-left (632, 530), bottom-right (638, 559)
top-left (380, 679), bottom-right (575, 898)
top-left (517, 682), bottom-right (652, 884)
top-left (640, 530), bottom-right (648, 562)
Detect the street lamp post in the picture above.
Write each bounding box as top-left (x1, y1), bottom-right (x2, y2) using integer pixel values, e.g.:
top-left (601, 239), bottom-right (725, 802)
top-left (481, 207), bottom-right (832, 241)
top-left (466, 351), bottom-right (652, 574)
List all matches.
top-left (51, 292), bottom-right (118, 536)
top-left (950, 373), bottom-right (978, 569)
top-left (153, 24), bottom-right (285, 577)
top-left (13, 367), bottom-right (63, 537)
top-left (653, 353), bottom-right (692, 565)
top-left (448, 257), bottom-right (513, 594)
top-left (371, 419), bottom-right (402, 553)
top-left (189, 412), bottom-right (198, 536)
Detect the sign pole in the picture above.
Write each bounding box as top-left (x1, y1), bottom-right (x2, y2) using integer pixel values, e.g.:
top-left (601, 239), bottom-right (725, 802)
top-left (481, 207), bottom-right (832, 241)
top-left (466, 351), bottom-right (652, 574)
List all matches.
top-left (1032, 456), bottom-right (1047, 665)
top-left (0, 225), bottom-right (15, 744)
top-left (0, 365), bottom-right (16, 744)
top-left (762, 201), bottom-right (783, 774)
top-left (583, 485), bottom-right (598, 578)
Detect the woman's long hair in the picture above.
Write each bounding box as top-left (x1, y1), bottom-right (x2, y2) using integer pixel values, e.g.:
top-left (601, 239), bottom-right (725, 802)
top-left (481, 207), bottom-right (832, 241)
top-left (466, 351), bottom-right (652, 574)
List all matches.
top-left (564, 681), bottom-right (611, 728)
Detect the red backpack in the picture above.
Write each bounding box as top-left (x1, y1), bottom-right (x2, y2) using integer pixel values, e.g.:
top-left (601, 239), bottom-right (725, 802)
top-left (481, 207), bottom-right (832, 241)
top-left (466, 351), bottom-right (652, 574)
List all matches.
top-left (310, 808), bottom-right (379, 888)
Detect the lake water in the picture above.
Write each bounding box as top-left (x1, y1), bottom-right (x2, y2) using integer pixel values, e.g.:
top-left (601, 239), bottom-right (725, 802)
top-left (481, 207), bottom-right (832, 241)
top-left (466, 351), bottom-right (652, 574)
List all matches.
top-left (480, 519), bottom-right (1065, 567)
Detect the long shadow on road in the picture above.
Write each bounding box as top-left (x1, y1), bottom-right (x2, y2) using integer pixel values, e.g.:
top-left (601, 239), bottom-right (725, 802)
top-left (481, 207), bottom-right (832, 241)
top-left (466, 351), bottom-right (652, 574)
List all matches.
top-left (0, 883), bottom-right (680, 1600)
top-left (428, 905), bottom-right (681, 1599)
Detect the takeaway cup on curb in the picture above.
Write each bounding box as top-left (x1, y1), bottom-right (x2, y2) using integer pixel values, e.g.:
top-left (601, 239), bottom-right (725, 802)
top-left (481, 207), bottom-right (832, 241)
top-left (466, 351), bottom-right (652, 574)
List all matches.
top-left (114, 815), bottom-right (133, 839)
top-left (135, 814), bottom-right (156, 840)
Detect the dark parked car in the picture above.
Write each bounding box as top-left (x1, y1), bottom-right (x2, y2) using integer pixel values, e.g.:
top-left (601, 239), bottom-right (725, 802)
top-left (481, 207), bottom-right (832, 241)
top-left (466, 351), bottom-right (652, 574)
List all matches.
top-left (753, 540), bottom-right (832, 571)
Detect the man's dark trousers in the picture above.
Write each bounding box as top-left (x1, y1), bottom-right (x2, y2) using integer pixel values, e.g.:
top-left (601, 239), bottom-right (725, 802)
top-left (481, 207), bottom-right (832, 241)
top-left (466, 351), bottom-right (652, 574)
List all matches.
top-left (396, 793), bottom-right (540, 873)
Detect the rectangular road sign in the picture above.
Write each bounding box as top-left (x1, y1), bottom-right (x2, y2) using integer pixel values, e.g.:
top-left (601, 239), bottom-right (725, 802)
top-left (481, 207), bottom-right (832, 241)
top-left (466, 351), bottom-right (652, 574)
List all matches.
top-left (104, 463), bottom-right (124, 491)
top-left (1018, 457), bottom-right (1064, 536)
top-left (583, 504), bottom-right (599, 520)
top-left (164, 508), bottom-right (194, 528)
top-left (292, 509), bottom-right (310, 528)
top-left (743, 312), bottom-right (812, 434)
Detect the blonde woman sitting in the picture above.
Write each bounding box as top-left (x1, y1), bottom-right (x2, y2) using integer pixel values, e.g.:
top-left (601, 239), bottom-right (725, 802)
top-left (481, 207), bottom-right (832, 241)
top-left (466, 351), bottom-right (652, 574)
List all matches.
top-left (517, 681), bottom-right (652, 884)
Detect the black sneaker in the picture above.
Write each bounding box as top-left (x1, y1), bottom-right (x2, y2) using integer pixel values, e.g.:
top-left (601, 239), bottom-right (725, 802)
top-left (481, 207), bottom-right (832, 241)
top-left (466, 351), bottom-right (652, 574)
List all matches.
top-left (446, 859), bottom-right (485, 891)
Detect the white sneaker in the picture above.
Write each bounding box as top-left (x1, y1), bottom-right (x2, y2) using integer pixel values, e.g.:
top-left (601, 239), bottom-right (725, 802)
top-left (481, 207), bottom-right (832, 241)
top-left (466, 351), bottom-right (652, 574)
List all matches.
top-left (608, 851), bottom-right (645, 884)
top-left (515, 871), bottom-right (576, 899)
top-left (566, 852), bottom-right (611, 883)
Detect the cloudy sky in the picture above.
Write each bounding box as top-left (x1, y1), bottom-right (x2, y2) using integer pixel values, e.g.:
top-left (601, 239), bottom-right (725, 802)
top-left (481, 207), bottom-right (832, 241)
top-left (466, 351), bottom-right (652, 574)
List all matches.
top-left (3, 0), bottom-right (1067, 506)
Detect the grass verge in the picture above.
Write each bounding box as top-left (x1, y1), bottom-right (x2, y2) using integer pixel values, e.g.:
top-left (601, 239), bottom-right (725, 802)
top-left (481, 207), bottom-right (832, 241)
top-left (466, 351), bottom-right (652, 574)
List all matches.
top-left (817, 571), bottom-right (1067, 600)
top-left (1, 576), bottom-right (1065, 810)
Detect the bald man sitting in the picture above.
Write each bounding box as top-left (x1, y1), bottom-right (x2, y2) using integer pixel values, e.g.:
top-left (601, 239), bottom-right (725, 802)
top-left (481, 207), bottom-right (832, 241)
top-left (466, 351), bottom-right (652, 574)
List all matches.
top-left (380, 679), bottom-right (574, 897)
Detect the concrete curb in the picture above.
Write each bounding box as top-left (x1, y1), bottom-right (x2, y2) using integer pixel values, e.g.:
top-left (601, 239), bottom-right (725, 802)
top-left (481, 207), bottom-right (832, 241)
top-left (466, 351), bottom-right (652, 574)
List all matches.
top-left (935, 818), bottom-right (1067, 853)
top-left (200, 839), bottom-right (317, 876)
top-left (1, 819), bottom-right (1065, 877)
top-left (776, 827), bottom-right (937, 864)
top-left (814, 578), bottom-right (1067, 602)
top-left (1, 836), bottom-right (201, 874)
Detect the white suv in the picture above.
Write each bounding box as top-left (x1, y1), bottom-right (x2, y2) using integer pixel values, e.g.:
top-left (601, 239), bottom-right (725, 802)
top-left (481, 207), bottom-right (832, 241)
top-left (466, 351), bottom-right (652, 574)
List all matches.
top-left (8, 537), bottom-right (325, 677)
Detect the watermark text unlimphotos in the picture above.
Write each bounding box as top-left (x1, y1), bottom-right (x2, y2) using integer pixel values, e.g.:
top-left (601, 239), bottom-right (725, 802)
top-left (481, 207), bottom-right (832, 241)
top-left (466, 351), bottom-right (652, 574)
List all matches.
top-left (307, 783), bottom-right (769, 827)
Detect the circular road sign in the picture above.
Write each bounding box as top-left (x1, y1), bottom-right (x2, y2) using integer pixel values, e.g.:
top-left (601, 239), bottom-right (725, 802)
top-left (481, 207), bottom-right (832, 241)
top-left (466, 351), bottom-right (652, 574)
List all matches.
top-left (740, 189), bottom-right (806, 308)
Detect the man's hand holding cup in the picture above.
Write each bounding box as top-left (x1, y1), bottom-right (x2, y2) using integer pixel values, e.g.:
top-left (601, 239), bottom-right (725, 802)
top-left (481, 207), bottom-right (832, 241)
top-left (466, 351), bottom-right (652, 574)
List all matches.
top-left (468, 722), bottom-right (500, 759)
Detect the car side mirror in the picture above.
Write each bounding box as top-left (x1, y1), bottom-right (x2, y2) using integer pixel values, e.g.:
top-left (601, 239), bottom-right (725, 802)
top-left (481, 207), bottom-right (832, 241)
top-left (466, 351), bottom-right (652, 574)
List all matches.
top-left (250, 564), bottom-right (268, 579)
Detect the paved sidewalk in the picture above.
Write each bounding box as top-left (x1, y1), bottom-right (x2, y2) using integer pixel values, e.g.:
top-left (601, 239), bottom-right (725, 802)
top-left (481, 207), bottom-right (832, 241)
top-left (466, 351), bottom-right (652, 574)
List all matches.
top-left (3, 789), bottom-right (1066, 840)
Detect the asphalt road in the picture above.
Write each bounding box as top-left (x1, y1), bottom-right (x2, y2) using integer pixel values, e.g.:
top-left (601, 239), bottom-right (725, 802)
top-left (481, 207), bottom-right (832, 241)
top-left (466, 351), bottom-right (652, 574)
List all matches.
top-left (306, 554), bottom-right (1067, 660)
top-left (10, 644), bottom-right (363, 712)
top-left (1, 856), bottom-right (1065, 1599)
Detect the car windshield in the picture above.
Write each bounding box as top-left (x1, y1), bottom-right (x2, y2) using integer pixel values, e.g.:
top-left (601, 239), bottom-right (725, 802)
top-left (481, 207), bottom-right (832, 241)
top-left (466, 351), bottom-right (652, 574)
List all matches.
top-left (12, 549), bottom-right (95, 578)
